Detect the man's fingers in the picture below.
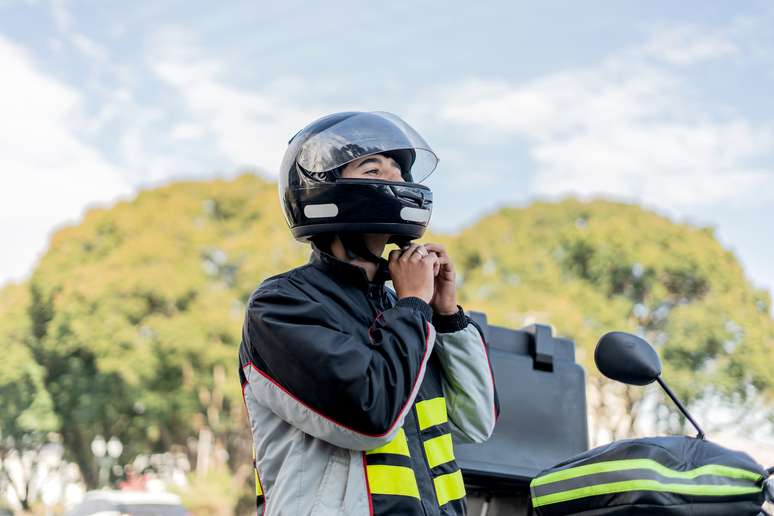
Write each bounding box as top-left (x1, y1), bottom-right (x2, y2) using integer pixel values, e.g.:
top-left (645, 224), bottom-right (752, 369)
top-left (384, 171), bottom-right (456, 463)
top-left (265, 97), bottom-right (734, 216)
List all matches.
top-left (388, 249), bottom-right (402, 262)
top-left (399, 244), bottom-right (419, 262)
top-left (422, 253), bottom-right (439, 267)
top-left (432, 253), bottom-right (450, 265)
top-left (404, 244), bottom-right (432, 263)
top-left (409, 245), bottom-right (429, 262)
top-left (424, 243), bottom-right (450, 263)
top-left (424, 243), bottom-right (446, 255)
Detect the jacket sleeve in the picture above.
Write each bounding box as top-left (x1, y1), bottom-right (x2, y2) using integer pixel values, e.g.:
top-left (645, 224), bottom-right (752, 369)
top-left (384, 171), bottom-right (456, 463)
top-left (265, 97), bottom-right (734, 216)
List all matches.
top-left (241, 279), bottom-right (436, 450)
top-left (432, 307), bottom-right (498, 443)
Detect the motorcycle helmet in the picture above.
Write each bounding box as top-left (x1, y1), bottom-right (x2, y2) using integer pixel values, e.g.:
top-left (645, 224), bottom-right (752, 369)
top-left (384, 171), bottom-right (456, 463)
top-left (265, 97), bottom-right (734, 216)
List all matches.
top-left (278, 111), bottom-right (437, 245)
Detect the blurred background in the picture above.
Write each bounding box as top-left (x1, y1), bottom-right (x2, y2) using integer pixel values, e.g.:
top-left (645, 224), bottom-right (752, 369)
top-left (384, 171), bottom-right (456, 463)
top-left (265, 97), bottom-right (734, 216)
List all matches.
top-left (1, 1), bottom-right (773, 514)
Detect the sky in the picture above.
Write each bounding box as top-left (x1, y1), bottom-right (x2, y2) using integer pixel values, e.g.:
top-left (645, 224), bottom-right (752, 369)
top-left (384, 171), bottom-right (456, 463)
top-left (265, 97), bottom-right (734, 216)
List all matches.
top-left (1, 0), bottom-right (773, 302)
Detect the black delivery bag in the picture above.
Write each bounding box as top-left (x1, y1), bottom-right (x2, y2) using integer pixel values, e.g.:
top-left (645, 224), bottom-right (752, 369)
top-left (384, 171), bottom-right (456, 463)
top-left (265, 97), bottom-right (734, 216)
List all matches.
top-left (530, 435), bottom-right (768, 516)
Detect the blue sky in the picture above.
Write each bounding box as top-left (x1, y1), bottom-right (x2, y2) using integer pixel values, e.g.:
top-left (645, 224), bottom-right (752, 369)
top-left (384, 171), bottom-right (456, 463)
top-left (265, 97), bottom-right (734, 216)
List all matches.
top-left (1, 0), bottom-right (773, 301)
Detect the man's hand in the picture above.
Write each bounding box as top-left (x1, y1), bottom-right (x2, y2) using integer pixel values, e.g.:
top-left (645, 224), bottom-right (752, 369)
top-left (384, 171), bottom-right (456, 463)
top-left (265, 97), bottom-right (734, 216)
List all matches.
top-left (424, 243), bottom-right (458, 315)
top-left (388, 244), bottom-right (438, 304)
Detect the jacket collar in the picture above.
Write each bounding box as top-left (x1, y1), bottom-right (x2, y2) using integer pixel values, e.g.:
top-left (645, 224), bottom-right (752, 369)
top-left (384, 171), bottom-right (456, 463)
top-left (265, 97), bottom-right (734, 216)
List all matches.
top-left (309, 245), bottom-right (391, 289)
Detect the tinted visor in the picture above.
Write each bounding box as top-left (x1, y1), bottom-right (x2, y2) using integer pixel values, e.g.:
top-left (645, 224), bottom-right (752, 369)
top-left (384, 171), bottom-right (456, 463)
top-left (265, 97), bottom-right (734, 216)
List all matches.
top-left (297, 111), bottom-right (438, 183)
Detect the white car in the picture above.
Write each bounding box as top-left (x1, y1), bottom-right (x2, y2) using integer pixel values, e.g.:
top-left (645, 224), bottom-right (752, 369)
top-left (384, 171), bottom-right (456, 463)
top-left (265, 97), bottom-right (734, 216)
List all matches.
top-left (67, 491), bottom-right (188, 516)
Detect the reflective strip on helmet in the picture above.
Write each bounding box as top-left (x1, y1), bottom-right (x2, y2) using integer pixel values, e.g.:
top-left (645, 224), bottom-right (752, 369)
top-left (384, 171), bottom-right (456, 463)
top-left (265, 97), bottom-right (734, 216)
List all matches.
top-left (433, 469), bottom-right (466, 506)
top-left (531, 480), bottom-right (761, 508)
top-left (303, 203), bottom-right (339, 218)
top-left (366, 464), bottom-right (421, 499)
top-left (400, 207), bottom-right (431, 223)
top-left (416, 397), bottom-right (447, 431)
top-left (367, 428), bottom-right (410, 457)
top-left (423, 433), bottom-right (455, 469)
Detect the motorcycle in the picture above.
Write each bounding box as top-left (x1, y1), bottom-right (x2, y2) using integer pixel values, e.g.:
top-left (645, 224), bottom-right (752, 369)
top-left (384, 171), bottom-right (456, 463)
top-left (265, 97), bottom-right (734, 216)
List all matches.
top-left (529, 331), bottom-right (774, 516)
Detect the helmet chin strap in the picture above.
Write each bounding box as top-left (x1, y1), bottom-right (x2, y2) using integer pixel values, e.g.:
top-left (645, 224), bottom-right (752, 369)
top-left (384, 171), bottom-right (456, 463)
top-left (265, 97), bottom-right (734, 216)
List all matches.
top-left (388, 235), bottom-right (413, 248)
top-left (340, 233), bottom-right (388, 264)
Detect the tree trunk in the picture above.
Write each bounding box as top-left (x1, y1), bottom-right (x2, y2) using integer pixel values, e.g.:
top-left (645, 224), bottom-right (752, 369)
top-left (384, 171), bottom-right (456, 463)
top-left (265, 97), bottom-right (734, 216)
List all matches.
top-left (66, 430), bottom-right (98, 489)
top-left (196, 426), bottom-right (212, 478)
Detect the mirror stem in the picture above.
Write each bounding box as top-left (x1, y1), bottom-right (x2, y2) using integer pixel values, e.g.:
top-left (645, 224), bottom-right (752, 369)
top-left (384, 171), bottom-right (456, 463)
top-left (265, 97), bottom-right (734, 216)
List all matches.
top-left (656, 377), bottom-right (705, 439)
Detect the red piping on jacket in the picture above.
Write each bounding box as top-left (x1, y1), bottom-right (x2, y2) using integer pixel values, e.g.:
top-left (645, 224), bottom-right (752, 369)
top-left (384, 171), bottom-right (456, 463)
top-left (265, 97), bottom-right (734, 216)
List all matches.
top-left (241, 381), bottom-right (249, 408)
top-left (241, 320), bottom-right (433, 438)
top-left (241, 379), bottom-right (268, 516)
top-left (476, 331), bottom-right (500, 426)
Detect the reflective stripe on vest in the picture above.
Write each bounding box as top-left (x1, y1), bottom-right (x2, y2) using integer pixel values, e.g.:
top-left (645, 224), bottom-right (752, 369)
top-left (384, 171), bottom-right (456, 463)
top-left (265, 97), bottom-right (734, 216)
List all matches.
top-left (423, 433), bottom-right (455, 469)
top-left (366, 428), bottom-right (421, 499)
top-left (416, 397), bottom-right (448, 430)
top-left (416, 397), bottom-right (465, 506)
top-left (367, 464), bottom-right (421, 499)
top-left (434, 469), bottom-right (466, 506)
top-left (367, 428), bottom-right (410, 457)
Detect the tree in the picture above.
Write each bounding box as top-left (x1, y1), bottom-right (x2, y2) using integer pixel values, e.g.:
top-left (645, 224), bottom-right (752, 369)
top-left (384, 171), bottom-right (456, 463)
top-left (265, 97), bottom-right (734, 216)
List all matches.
top-left (13, 175), bottom-right (308, 492)
top-left (0, 283), bottom-right (59, 510)
top-left (1, 175), bottom-right (772, 507)
top-left (438, 199), bottom-right (774, 442)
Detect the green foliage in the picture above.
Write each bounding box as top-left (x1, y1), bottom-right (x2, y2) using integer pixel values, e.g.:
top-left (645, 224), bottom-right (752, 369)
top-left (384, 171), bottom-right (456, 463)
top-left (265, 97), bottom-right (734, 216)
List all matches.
top-left (0, 283), bottom-right (59, 509)
top-left (0, 175), bottom-right (772, 499)
top-left (173, 469), bottom-right (244, 516)
top-left (0, 283), bottom-right (59, 440)
top-left (438, 199), bottom-right (774, 434)
top-left (1, 174), bottom-right (308, 487)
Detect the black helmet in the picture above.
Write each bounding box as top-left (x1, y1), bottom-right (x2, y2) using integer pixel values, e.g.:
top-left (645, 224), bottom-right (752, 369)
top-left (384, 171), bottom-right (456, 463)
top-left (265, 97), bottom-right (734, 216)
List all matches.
top-left (279, 111), bottom-right (437, 244)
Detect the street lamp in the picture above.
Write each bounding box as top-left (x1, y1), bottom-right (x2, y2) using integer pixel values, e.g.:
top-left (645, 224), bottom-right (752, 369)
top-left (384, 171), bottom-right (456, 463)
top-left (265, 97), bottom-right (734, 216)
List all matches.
top-left (107, 437), bottom-right (123, 460)
top-left (107, 437), bottom-right (124, 482)
top-left (92, 435), bottom-right (122, 487)
top-left (91, 435), bottom-right (106, 459)
top-left (91, 435), bottom-right (108, 487)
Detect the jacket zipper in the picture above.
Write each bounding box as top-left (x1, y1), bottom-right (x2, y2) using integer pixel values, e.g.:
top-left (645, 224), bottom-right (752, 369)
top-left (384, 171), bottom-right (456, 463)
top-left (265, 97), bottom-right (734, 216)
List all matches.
top-left (366, 284), bottom-right (383, 316)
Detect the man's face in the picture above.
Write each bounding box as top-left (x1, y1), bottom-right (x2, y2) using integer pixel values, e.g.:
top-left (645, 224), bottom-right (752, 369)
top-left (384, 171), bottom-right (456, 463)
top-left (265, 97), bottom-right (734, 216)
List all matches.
top-left (340, 153), bottom-right (403, 182)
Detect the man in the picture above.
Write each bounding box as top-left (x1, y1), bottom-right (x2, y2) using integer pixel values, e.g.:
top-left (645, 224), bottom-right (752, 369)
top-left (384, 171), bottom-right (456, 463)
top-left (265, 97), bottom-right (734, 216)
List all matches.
top-left (238, 111), bottom-right (498, 515)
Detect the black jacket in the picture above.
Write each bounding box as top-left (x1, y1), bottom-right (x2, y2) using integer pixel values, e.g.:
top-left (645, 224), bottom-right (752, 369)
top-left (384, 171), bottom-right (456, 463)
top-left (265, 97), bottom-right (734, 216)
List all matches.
top-left (239, 248), bottom-right (498, 515)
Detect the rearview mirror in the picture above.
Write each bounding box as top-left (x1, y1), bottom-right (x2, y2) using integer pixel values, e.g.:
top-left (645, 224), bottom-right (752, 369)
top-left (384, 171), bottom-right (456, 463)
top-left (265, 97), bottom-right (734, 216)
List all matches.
top-left (594, 331), bottom-right (705, 439)
top-left (594, 331), bottom-right (661, 386)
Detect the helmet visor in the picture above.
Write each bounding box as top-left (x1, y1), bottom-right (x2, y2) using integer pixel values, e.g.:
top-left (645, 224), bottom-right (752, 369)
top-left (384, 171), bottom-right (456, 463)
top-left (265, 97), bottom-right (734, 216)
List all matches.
top-left (296, 111), bottom-right (438, 182)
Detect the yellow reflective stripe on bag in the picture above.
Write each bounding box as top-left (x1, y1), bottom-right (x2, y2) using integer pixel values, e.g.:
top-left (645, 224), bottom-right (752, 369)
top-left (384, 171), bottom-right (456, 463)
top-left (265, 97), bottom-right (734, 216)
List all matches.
top-left (434, 469), bottom-right (466, 506)
top-left (367, 428), bottom-right (410, 456)
top-left (423, 433), bottom-right (455, 468)
top-left (367, 465), bottom-right (421, 499)
top-left (416, 397), bottom-right (448, 430)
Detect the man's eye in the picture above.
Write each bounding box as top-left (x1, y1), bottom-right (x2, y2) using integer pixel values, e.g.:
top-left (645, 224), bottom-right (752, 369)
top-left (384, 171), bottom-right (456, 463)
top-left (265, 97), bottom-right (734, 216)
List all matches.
top-left (364, 169), bottom-right (380, 175)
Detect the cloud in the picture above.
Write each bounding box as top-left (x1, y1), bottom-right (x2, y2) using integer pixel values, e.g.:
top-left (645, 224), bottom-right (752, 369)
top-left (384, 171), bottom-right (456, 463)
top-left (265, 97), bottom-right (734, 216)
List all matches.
top-left (50, 0), bottom-right (72, 34)
top-left (434, 52), bottom-right (774, 209)
top-left (44, 0), bottom-right (179, 185)
top-left (639, 26), bottom-right (737, 65)
top-left (0, 36), bottom-right (132, 285)
top-left (147, 27), bottom-right (327, 177)
top-left (0, 21), bottom-right (335, 289)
